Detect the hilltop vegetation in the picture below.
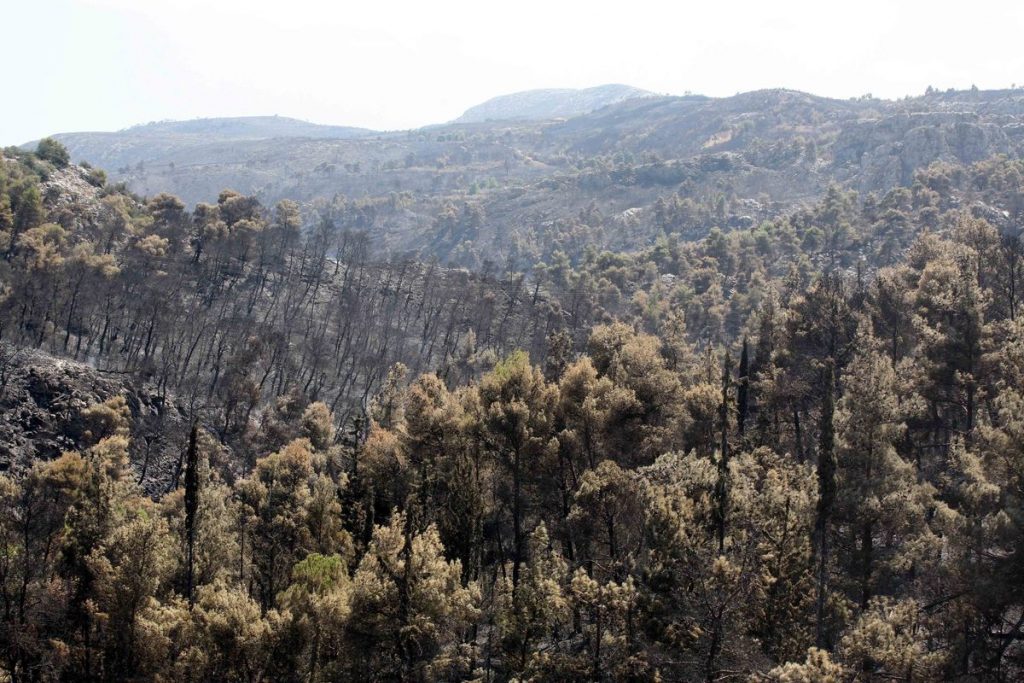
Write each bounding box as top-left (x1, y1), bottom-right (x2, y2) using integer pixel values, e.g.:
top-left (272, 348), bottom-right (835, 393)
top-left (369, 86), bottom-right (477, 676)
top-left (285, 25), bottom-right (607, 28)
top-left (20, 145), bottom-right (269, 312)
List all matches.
top-left (1, 126), bottom-right (1023, 680)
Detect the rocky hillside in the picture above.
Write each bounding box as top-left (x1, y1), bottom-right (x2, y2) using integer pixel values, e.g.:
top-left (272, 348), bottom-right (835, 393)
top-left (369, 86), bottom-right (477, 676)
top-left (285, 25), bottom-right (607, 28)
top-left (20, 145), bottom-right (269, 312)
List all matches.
top-left (0, 345), bottom-right (193, 494)
top-left (26, 87), bottom-right (1024, 268)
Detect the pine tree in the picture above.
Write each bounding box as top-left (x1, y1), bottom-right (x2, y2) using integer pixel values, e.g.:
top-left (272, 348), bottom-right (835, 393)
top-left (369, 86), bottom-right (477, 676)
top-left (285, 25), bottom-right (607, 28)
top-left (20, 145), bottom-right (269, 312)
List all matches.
top-left (347, 513), bottom-right (478, 680)
top-left (476, 351), bottom-right (556, 593)
top-left (813, 360), bottom-right (836, 649)
top-left (183, 423), bottom-right (200, 607)
top-left (737, 337), bottom-right (750, 436)
top-left (834, 340), bottom-right (935, 613)
top-left (713, 350), bottom-right (733, 552)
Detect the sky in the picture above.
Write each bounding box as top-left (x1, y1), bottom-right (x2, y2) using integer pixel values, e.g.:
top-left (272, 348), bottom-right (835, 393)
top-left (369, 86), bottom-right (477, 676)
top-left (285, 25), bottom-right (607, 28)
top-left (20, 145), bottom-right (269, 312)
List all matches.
top-left (3, 0), bottom-right (1024, 145)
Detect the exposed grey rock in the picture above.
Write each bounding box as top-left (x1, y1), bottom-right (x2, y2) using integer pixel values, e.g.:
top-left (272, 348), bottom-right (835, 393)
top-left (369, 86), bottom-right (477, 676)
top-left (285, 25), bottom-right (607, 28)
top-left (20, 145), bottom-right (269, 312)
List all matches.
top-left (833, 112), bottom-right (1015, 193)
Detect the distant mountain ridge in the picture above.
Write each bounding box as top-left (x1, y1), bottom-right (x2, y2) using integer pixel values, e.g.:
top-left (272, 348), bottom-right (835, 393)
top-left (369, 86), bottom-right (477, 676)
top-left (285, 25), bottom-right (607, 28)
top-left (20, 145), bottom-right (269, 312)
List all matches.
top-left (22, 86), bottom-right (1024, 270)
top-left (454, 84), bottom-right (657, 123)
top-left (30, 116), bottom-right (374, 176)
top-left (115, 115), bottom-right (373, 140)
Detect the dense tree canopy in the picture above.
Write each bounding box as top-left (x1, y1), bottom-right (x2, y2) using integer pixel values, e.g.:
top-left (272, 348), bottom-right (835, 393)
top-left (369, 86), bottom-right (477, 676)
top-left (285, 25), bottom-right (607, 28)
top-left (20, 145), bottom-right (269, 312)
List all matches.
top-left (0, 146), bottom-right (1023, 681)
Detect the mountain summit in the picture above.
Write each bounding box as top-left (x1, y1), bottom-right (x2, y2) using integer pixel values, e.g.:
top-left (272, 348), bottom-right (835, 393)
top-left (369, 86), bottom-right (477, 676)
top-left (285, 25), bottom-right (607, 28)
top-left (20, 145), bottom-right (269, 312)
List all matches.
top-left (454, 83), bottom-right (655, 123)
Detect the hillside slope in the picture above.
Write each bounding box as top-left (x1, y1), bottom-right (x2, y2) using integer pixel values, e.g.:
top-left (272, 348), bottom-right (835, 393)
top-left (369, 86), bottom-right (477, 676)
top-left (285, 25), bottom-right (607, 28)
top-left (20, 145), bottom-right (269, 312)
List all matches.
top-left (0, 346), bottom-right (191, 494)
top-left (29, 88), bottom-right (1024, 269)
top-left (4, 113), bottom-right (1024, 683)
top-left (41, 115), bottom-right (373, 176)
top-left (454, 83), bottom-right (655, 122)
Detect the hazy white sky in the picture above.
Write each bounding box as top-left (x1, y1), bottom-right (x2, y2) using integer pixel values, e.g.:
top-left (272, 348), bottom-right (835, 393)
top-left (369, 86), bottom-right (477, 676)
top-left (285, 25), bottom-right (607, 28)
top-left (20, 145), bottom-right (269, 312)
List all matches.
top-left (3, 0), bottom-right (1023, 144)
